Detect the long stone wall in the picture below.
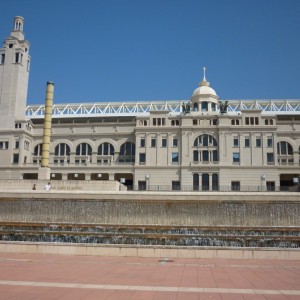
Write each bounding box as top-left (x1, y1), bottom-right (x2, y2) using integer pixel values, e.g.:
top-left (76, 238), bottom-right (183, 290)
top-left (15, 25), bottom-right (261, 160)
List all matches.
top-left (0, 191), bottom-right (299, 226)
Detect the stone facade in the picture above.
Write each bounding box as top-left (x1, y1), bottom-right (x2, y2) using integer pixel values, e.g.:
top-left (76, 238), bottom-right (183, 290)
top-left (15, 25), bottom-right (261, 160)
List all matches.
top-left (0, 17), bottom-right (299, 191)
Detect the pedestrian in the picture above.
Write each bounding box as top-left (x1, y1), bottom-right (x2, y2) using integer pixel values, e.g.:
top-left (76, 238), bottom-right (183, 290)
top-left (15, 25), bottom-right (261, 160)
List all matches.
top-left (44, 182), bottom-right (51, 191)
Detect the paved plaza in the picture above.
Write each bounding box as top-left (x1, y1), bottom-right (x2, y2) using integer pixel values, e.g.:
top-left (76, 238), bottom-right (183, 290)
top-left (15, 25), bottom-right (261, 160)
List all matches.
top-left (0, 252), bottom-right (299, 299)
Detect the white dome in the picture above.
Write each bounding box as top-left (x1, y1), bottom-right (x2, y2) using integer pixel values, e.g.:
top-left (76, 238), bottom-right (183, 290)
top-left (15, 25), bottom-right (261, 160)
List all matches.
top-left (192, 85), bottom-right (217, 97)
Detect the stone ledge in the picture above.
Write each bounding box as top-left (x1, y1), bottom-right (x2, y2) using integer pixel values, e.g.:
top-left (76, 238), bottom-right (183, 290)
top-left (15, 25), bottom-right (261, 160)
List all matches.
top-left (0, 242), bottom-right (299, 260)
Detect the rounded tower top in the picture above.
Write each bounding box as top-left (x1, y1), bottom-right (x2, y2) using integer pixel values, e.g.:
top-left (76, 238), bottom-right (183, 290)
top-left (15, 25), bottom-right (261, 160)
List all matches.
top-left (190, 67), bottom-right (219, 113)
top-left (192, 67), bottom-right (217, 97)
top-left (14, 16), bottom-right (24, 32)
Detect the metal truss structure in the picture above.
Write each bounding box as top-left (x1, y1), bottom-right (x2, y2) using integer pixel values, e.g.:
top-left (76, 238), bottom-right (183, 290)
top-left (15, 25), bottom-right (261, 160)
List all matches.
top-left (25, 99), bottom-right (300, 119)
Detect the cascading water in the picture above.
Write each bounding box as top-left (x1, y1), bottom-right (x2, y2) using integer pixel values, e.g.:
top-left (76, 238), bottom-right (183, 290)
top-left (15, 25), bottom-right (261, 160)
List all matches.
top-left (0, 197), bottom-right (299, 248)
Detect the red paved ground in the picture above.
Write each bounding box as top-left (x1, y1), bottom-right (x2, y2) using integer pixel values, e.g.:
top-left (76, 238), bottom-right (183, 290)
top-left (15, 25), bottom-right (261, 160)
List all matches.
top-left (0, 253), bottom-right (299, 299)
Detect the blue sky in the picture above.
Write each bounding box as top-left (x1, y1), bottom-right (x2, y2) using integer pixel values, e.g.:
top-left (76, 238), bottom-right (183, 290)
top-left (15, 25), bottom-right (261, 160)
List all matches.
top-left (1, 0), bottom-right (300, 104)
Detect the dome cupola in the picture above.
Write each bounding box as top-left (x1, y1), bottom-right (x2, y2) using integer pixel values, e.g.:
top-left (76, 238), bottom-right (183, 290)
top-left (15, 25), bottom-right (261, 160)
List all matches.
top-left (190, 67), bottom-right (218, 113)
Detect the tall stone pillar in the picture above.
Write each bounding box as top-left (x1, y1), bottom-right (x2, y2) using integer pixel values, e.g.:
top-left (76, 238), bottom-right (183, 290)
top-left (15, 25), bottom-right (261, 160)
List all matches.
top-left (38, 81), bottom-right (54, 180)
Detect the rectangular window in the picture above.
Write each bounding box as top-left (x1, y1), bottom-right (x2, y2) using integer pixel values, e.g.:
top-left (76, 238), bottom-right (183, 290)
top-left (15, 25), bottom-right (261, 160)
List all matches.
top-left (140, 138), bottom-right (145, 148)
top-left (172, 138), bottom-right (178, 147)
top-left (162, 138), bottom-right (167, 147)
top-left (15, 141), bottom-right (19, 149)
top-left (213, 150), bottom-right (218, 161)
top-left (139, 153), bottom-right (146, 164)
top-left (233, 137), bottom-right (239, 147)
top-left (267, 153), bottom-right (274, 164)
top-left (193, 119), bottom-right (198, 125)
top-left (172, 152), bottom-right (179, 163)
top-left (172, 181), bottom-right (181, 191)
top-left (231, 181), bottom-right (240, 191)
top-left (153, 118), bottom-right (156, 126)
top-left (233, 152), bottom-right (240, 163)
top-left (13, 154), bottom-right (19, 164)
top-left (202, 150), bottom-right (209, 161)
top-left (267, 137), bottom-right (273, 147)
top-left (245, 138), bottom-right (250, 147)
top-left (0, 141), bottom-right (9, 150)
top-left (193, 150), bottom-right (199, 162)
top-left (15, 53), bottom-right (20, 63)
top-left (151, 138), bottom-right (156, 147)
top-left (27, 59), bottom-right (30, 71)
top-left (256, 138), bottom-right (261, 147)
top-left (0, 54), bottom-right (5, 64)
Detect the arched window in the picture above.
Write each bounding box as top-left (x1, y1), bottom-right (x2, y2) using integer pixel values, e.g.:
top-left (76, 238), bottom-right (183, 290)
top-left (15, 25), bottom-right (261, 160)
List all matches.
top-left (76, 143), bottom-right (92, 156)
top-left (34, 144), bottom-right (43, 156)
top-left (202, 102), bottom-right (208, 111)
top-left (193, 134), bottom-right (218, 163)
top-left (277, 141), bottom-right (293, 164)
top-left (54, 143), bottom-right (70, 165)
top-left (119, 142), bottom-right (135, 163)
top-left (55, 143), bottom-right (70, 156)
top-left (98, 143), bottom-right (114, 155)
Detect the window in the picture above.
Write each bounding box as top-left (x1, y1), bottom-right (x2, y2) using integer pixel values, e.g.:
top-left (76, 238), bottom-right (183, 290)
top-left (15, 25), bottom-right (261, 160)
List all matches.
top-left (162, 138), bottom-right (167, 147)
top-left (15, 53), bottom-right (20, 63)
top-left (98, 143), bottom-right (114, 155)
top-left (233, 137), bottom-right (239, 147)
top-left (171, 120), bottom-right (180, 126)
top-left (193, 119), bottom-right (198, 125)
top-left (193, 134), bottom-right (218, 163)
top-left (153, 118), bottom-right (165, 126)
top-left (202, 150), bottom-right (209, 161)
top-left (76, 143), bottom-right (92, 156)
top-left (256, 138), bottom-right (261, 147)
top-left (0, 141), bottom-right (9, 150)
top-left (34, 144), bottom-right (43, 156)
top-left (140, 138), bottom-right (145, 148)
top-left (202, 102), bottom-right (208, 111)
top-left (15, 141), bottom-right (19, 149)
top-left (231, 119), bottom-right (239, 125)
top-left (231, 181), bottom-right (240, 191)
top-left (172, 181), bottom-right (181, 191)
top-left (211, 103), bottom-right (216, 111)
top-left (245, 138), bottom-right (250, 147)
top-left (0, 54), bottom-right (5, 64)
top-left (119, 142), bottom-right (135, 163)
top-left (139, 153), bottom-right (146, 164)
top-left (13, 154), bottom-right (19, 164)
top-left (277, 141), bottom-right (293, 164)
top-left (267, 137), bottom-right (273, 147)
top-left (55, 143), bottom-right (71, 156)
top-left (193, 150), bottom-right (199, 162)
top-left (172, 138), bottom-right (178, 147)
top-left (233, 152), bottom-right (240, 163)
top-left (267, 153), bottom-right (274, 164)
top-left (172, 152), bottom-right (179, 163)
top-left (151, 138), bottom-right (156, 147)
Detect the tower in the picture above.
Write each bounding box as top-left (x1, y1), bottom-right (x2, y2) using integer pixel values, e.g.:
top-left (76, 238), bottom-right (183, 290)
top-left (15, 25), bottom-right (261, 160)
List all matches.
top-left (0, 16), bottom-right (30, 129)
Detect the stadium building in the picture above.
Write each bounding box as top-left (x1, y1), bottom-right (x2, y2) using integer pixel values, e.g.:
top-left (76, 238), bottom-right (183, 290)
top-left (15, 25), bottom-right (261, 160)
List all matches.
top-left (0, 17), bottom-right (299, 191)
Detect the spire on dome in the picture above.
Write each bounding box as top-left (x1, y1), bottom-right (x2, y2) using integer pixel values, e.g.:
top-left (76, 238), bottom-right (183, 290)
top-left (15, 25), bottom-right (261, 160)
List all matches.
top-left (199, 66), bottom-right (210, 87)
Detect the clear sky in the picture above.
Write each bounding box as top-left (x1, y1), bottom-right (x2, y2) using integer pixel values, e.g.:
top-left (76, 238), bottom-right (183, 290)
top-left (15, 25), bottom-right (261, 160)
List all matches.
top-left (1, 0), bottom-right (300, 104)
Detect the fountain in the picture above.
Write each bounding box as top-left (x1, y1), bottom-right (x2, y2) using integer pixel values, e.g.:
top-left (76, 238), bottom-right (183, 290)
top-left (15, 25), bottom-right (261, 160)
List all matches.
top-left (0, 190), bottom-right (299, 253)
